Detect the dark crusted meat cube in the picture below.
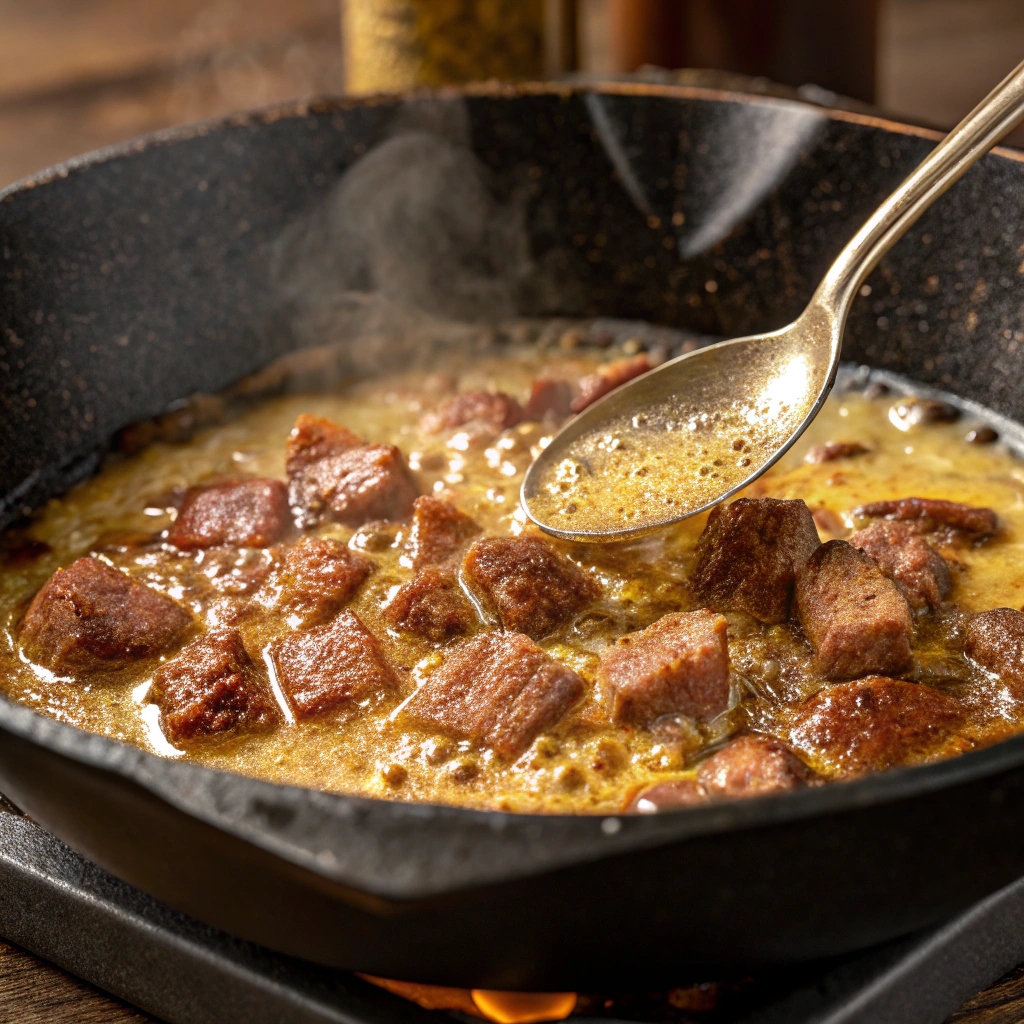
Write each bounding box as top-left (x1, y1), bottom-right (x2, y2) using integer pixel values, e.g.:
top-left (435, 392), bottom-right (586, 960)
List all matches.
top-left (463, 535), bottom-right (601, 638)
top-left (804, 441), bottom-right (870, 464)
top-left (691, 497), bottom-right (821, 624)
top-left (849, 519), bottom-right (951, 612)
top-left (787, 676), bottom-right (964, 775)
top-left (20, 556), bottom-right (192, 673)
top-left (572, 355), bottom-right (654, 413)
top-left (795, 540), bottom-right (914, 680)
top-left (625, 778), bottom-right (708, 813)
top-left (256, 537), bottom-right (373, 628)
top-left (168, 478), bottom-right (289, 549)
top-left (597, 610), bottom-right (730, 725)
top-left (406, 495), bottom-right (480, 570)
top-left (384, 568), bottom-right (477, 641)
top-left (965, 608), bottom-right (1024, 697)
top-left (285, 414), bottom-right (363, 475)
top-left (697, 734), bottom-right (815, 798)
top-left (150, 630), bottom-right (278, 743)
top-left (403, 631), bottom-right (583, 758)
top-left (289, 443), bottom-right (418, 528)
top-left (421, 391), bottom-right (523, 434)
top-left (852, 497), bottom-right (997, 540)
top-left (269, 610), bottom-right (399, 720)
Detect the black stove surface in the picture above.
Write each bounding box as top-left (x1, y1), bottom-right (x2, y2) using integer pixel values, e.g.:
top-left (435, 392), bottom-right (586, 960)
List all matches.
top-left (0, 797), bottom-right (1020, 1024)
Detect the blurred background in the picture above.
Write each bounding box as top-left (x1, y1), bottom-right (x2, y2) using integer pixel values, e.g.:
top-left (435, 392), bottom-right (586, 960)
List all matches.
top-left (1, 0), bottom-right (1023, 188)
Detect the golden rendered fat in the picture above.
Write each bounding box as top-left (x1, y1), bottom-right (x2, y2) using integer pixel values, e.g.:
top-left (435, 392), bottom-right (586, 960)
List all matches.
top-left (2, 348), bottom-right (1024, 814)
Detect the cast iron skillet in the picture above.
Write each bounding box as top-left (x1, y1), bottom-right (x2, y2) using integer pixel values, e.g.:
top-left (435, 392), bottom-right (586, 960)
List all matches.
top-left (2, 83), bottom-right (1024, 991)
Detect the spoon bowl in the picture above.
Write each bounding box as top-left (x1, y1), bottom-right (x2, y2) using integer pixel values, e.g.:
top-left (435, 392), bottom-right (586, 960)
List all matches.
top-left (522, 307), bottom-right (838, 540)
top-left (523, 58), bottom-right (1024, 540)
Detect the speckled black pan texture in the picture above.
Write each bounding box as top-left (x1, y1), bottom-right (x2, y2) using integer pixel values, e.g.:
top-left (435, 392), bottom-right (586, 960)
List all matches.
top-left (3, 83), bottom-right (1024, 989)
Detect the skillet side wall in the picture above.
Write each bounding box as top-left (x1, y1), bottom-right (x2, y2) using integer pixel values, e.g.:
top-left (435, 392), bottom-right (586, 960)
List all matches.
top-left (3, 726), bottom-right (1024, 989)
top-left (2, 88), bottom-right (1024, 983)
top-left (1, 90), bottom-right (1022, 522)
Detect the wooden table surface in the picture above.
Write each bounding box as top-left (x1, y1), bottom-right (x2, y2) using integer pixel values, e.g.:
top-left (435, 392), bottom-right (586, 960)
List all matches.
top-left (1, 932), bottom-right (1023, 1023)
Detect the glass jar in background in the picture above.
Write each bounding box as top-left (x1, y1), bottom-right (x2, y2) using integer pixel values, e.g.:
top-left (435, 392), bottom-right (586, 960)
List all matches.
top-left (342, 0), bottom-right (576, 94)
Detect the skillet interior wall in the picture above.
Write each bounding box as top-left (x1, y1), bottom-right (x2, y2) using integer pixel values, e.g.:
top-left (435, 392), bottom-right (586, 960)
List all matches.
top-left (1, 86), bottom-right (1024, 530)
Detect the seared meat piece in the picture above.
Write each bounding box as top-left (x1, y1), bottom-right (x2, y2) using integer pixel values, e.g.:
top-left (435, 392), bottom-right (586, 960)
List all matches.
top-left (255, 537), bottom-right (373, 628)
top-left (572, 354), bottom-right (653, 413)
top-left (795, 540), bottom-right (914, 680)
top-left (625, 778), bottom-right (708, 813)
top-left (597, 610), bottom-right (730, 725)
top-left (697, 734), bottom-right (816, 798)
top-left (384, 568), bottom-right (477, 641)
top-left (403, 631), bottom-right (583, 758)
top-left (285, 414), bottom-right (418, 528)
top-left (285, 414), bottom-right (363, 475)
top-left (20, 556), bottom-right (192, 673)
top-left (849, 520), bottom-right (951, 612)
top-left (889, 397), bottom-right (960, 428)
top-left (168, 478), bottom-right (289, 549)
top-left (852, 497), bottom-right (997, 541)
top-left (625, 734), bottom-right (813, 811)
top-left (691, 497), bottom-right (821, 624)
top-left (406, 496), bottom-right (480, 570)
top-left (787, 676), bottom-right (964, 775)
top-left (421, 391), bottom-right (523, 434)
top-left (463, 536), bottom-right (600, 638)
top-left (804, 441), bottom-right (870, 464)
top-left (965, 608), bottom-right (1024, 697)
top-left (269, 610), bottom-right (400, 720)
top-left (150, 630), bottom-right (278, 743)
top-left (523, 378), bottom-right (574, 422)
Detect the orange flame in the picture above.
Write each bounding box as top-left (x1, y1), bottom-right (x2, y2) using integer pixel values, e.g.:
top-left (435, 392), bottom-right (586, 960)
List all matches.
top-left (359, 976), bottom-right (577, 1023)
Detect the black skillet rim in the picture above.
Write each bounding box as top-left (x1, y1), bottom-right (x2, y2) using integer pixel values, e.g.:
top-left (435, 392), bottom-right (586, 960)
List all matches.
top-left (3, 81), bottom-right (1024, 904)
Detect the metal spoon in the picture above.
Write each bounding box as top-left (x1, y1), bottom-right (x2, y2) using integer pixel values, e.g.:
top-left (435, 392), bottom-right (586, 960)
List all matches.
top-left (523, 59), bottom-right (1024, 541)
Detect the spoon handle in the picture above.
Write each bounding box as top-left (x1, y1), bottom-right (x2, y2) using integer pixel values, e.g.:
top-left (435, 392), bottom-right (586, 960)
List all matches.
top-left (812, 57), bottom-right (1024, 318)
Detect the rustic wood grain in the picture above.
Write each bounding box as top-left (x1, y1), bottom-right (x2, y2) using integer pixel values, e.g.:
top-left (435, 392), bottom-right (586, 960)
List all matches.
top-left (0, 939), bottom-right (157, 1023)
top-left (945, 963), bottom-right (1024, 1024)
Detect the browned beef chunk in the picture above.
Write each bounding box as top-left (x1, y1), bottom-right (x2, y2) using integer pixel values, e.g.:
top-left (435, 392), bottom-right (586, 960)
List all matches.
top-left (625, 778), bottom-right (708, 813)
top-left (256, 537), bottom-right (373, 628)
top-left (597, 610), bottom-right (730, 725)
top-left (402, 631), bottom-right (583, 758)
top-left (795, 540), bottom-right (914, 680)
top-left (697, 734), bottom-right (816, 798)
top-left (523, 378), bottom-right (575, 422)
top-left (852, 497), bottom-right (997, 541)
top-left (285, 414), bottom-right (363, 475)
top-left (787, 676), bottom-right (965, 775)
top-left (691, 497), bottom-right (821, 624)
top-left (150, 630), bottom-right (277, 742)
top-left (19, 557), bottom-right (192, 672)
top-left (804, 441), bottom-right (870, 464)
top-left (571, 354), bottom-right (654, 413)
top-left (462, 535), bottom-right (601, 638)
top-left (964, 608), bottom-right (1024, 697)
top-left (168, 478), bottom-right (289, 550)
top-left (849, 520), bottom-right (951, 612)
top-left (406, 495), bottom-right (479, 570)
top-left (269, 610), bottom-right (399, 719)
top-left (384, 568), bottom-right (477, 641)
top-left (421, 391), bottom-right (523, 434)
top-left (289, 443), bottom-right (418, 528)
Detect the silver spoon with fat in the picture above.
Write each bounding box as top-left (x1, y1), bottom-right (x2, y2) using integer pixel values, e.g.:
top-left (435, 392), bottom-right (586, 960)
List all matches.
top-left (522, 59), bottom-right (1024, 541)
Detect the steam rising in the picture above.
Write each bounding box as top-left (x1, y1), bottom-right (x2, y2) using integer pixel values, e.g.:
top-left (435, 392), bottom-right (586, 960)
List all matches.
top-left (268, 99), bottom-right (708, 386)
